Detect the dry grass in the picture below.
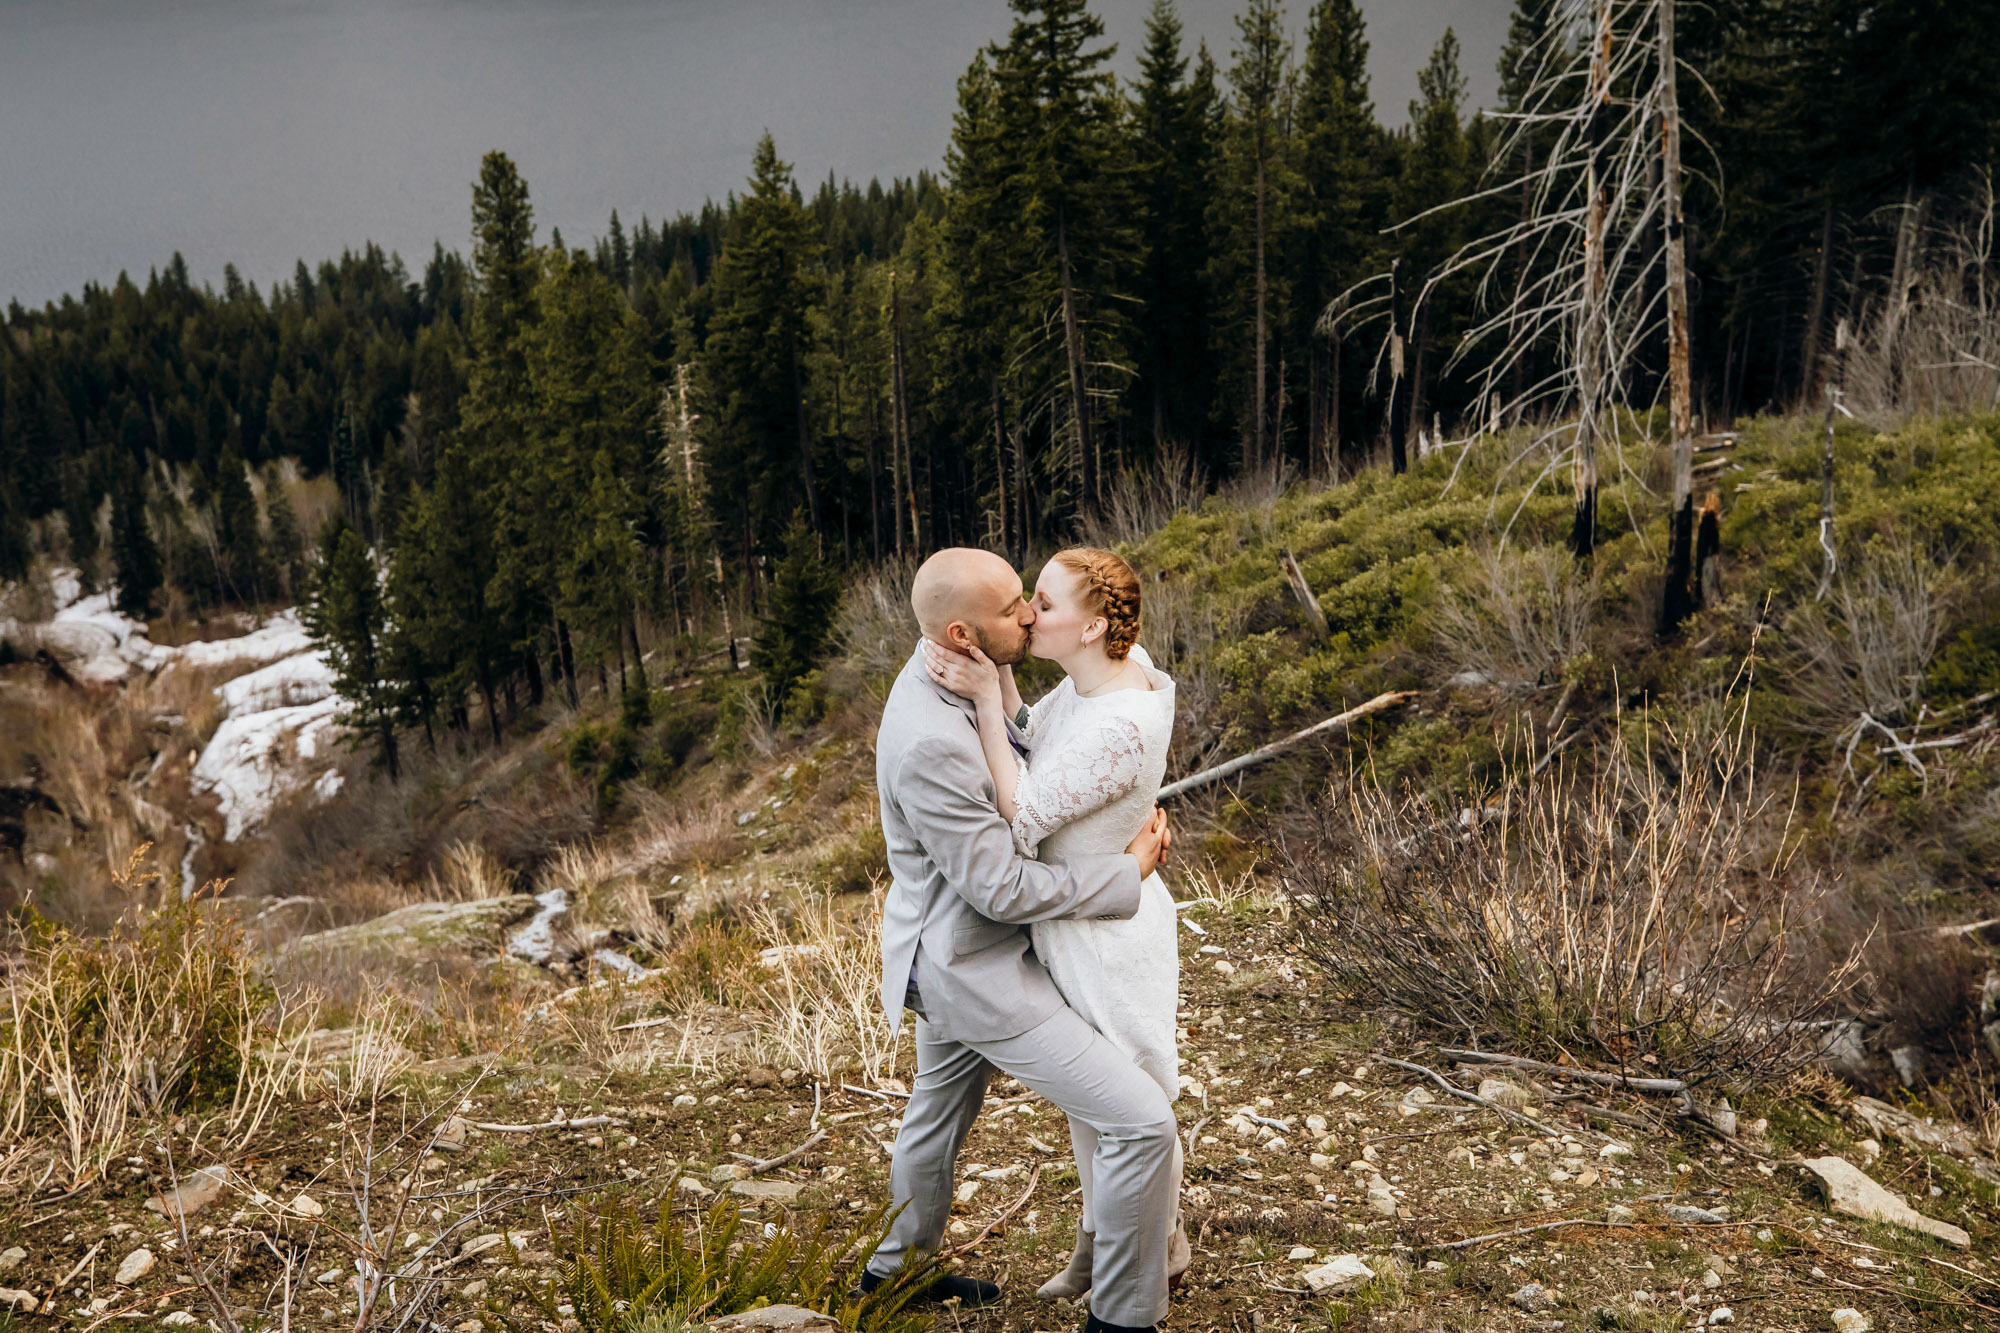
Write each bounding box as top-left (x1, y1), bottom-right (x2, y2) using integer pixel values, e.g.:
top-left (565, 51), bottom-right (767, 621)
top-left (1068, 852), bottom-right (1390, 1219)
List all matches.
top-left (750, 888), bottom-right (908, 1085)
top-left (1847, 171), bottom-right (2000, 422)
top-left (1287, 676), bottom-right (1861, 1089)
top-left (1, 846), bottom-right (320, 1187)
top-left (831, 555), bottom-right (919, 684)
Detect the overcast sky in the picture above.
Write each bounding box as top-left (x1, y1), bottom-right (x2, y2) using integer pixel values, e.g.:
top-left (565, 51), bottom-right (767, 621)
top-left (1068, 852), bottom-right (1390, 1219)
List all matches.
top-left (0, 1), bottom-right (1506, 306)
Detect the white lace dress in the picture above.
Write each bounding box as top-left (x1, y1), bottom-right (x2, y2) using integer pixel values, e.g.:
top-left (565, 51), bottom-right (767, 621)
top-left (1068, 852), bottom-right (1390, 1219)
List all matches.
top-left (1015, 645), bottom-right (1180, 1101)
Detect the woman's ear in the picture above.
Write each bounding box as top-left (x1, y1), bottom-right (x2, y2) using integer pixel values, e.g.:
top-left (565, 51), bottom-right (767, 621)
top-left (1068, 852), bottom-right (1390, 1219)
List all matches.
top-left (1081, 615), bottom-right (1107, 647)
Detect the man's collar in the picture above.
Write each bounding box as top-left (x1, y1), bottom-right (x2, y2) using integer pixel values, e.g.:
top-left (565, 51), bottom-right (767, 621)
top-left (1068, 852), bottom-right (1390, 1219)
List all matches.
top-left (907, 644), bottom-right (978, 721)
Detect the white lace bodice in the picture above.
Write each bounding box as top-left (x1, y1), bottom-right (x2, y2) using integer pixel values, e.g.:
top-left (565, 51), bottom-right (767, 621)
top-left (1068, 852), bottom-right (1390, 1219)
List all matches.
top-left (1011, 644), bottom-right (1176, 860)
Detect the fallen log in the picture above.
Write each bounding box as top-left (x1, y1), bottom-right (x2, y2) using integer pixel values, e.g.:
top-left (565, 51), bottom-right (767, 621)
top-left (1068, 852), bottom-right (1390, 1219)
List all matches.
top-left (1158, 691), bottom-right (1416, 799)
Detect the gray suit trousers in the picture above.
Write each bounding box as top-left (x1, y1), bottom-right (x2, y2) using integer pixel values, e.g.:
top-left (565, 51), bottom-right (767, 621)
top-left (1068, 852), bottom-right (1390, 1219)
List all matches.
top-left (868, 1007), bottom-right (1179, 1327)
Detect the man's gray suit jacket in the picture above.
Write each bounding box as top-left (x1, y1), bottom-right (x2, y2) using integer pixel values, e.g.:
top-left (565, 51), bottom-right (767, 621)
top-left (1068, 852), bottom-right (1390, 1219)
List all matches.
top-left (876, 648), bottom-right (1141, 1044)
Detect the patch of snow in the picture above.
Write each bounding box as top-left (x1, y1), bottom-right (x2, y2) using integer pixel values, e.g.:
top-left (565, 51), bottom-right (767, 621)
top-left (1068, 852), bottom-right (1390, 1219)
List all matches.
top-left (192, 695), bottom-right (344, 841)
top-left (48, 566), bottom-right (84, 610)
top-left (508, 888), bottom-right (569, 966)
top-left (312, 769), bottom-right (346, 802)
top-left (592, 948), bottom-right (649, 980)
top-left (174, 608), bottom-right (314, 670)
top-left (39, 590), bottom-right (171, 682)
top-left (216, 650), bottom-right (336, 715)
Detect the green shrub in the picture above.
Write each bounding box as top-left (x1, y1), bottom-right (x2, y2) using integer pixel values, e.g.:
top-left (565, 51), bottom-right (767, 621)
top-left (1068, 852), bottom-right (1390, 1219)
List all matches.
top-left (537, 1193), bottom-right (936, 1333)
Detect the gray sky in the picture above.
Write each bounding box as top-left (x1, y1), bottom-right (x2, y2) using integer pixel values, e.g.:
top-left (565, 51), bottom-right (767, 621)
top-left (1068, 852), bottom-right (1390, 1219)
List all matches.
top-left (0, 1), bottom-right (1505, 306)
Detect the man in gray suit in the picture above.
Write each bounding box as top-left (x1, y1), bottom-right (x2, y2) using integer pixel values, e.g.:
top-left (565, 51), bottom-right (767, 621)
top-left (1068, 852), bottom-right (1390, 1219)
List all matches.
top-left (858, 548), bottom-right (1177, 1333)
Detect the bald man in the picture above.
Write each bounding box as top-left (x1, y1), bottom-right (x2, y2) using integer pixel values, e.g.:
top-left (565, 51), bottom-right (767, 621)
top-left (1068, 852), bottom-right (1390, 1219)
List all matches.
top-left (861, 547), bottom-right (1178, 1333)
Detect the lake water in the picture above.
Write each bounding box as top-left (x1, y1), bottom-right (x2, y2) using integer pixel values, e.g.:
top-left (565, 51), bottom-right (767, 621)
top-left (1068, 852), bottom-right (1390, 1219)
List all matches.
top-left (0, 0), bottom-right (1502, 307)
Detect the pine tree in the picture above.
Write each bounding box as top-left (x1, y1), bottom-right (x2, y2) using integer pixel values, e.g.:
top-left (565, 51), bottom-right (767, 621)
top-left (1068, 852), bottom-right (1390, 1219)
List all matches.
top-left (705, 134), bottom-right (826, 557)
top-left (303, 518), bottom-right (399, 781)
top-left (1393, 29), bottom-right (1476, 459)
top-left (460, 151), bottom-right (548, 703)
top-left (264, 474), bottom-right (307, 601)
top-left (994, 0), bottom-right (1140, 512)
top-left (752, 512), bottom-right (845, 716)
top-left (1129, 1), bottom-right (1220, 456)
top-left (214, 446), bottom-right (265, 604)
top-left (1294, 0), bottom-right (1381, 473)
top-left (1212, 0), bottom-right (1302, 470)
top-left (110, 467), bottom-right (161, 619)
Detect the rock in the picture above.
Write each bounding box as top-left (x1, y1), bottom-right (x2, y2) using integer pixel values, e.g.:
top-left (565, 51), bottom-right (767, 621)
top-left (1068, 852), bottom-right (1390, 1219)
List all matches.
top-left (711, 1165), bottom-right (753, 1183)
top-left (1399, 1087), bottom-right (1436, 1117)
top-left (1477, 1078), bottom-right (1535, 1109)
top-left (163, 1312), bottom-right (199, 1327)
top-left (1845, 1097), bottom-right (2000, 1185)
top-left (316, 1270), bottom-right (344, 1285)
top-left (462, 1280), bottom-right (489, 1299)
top-left (1856, 1138), bottom-right (1881, 1164)
top-left (1668, 1205), bottom-right (1730, 1224)
top-left (1301, 1255), bottom-right (1374, 1295)
top-left (1819, 1020), bottom-right (1873, 1080)
top-left (1305, 1115), bottom-right (1328, 1133)
top-left (1599, 1140), bottom-right (1634, 1160)
top-left (1703, 1270), bottom-right (1722, 1289)
top-left (707, 1306), bottom-right (844, 1333)
top-left (1574, 1167), bottom-right (1599, 1188)
top-left (433, 1117), bottom-right (469, 1153)
top-left (1830, 1310), bottom-right (1871, 1333)
top-left (1606, 1205), bottom-right (1635, 1224)
top-left (1709, 1307), bottom-right (1734, 1325)
top-left (146, 1165), bottom-right (235, 1219)
top-left (732, 1179), bottom-right (803, 1203)
top-left (1801, 1157), bottom-right (1970, 1248)
top-left (286, 895), bottom-right (543, 974)
top-left (0, 1249), bottom-right (20, 1272)
top-left (1890, 1045), bottom-right (1927, 1088)
top-left (115, 1247), bottom-right (156, 1284)
top-left (676, 1177), bottom-right (714, 1198)
top-left (1510, 1282), bottom-right (1555, 1313)
top-left (1365, 1184), bottom-right (1398, 1217)
top-left (673, 1093), bottom-right (698, 1107)
top-left (289, 1193), bottom-right (325, 1217)
top-left (1288, 1246), bottom-right (1317, 1261)
top-left (744, 1066), bottom-right (782, 1090)
top-left (0, 1289), bottom-right (38, 1313)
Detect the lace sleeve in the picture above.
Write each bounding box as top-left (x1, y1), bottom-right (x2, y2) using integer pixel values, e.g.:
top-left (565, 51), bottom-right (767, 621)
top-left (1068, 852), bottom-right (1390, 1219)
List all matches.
top-left (1010, 715), bottom-right (1147, 857)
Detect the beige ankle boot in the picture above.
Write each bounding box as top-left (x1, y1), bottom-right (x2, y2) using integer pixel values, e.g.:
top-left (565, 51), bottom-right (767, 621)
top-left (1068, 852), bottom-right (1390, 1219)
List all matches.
top-left (1036, 1228), bottom-right (1094, 1299)
top-left (1166, 1213), bottom-right (1191, 1288)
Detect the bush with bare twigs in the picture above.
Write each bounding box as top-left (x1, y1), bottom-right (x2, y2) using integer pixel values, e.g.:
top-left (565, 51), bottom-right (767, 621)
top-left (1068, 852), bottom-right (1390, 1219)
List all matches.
top-left (1426, 543), bottom-right (1597, 695)
top-left (1286, 677), bottom-right (1860, 1089)
top-left (1776, 542), bottom-right (1949, 754)
top-left (1080, 442), bottom-right (1210, 549)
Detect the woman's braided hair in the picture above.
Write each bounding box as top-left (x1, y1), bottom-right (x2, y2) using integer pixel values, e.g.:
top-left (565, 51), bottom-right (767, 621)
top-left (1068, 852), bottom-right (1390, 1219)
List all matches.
top-left (1051, 546), bottom-right (1142, 661)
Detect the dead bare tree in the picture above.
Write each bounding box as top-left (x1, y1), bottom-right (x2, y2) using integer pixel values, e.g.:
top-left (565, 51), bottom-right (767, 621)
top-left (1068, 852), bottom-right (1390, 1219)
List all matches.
top-left (1328, 0), bottom-right (1700, 561)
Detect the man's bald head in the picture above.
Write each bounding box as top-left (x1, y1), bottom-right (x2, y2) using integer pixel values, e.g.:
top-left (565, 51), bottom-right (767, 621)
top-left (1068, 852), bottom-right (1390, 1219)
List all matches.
top-left (910, 547), bottom-right (1034, 664)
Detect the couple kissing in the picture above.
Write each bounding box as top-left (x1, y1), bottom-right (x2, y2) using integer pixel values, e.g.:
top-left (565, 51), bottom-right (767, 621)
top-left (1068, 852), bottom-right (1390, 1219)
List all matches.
top-left (864, 544), bottom-right (1186, 1333)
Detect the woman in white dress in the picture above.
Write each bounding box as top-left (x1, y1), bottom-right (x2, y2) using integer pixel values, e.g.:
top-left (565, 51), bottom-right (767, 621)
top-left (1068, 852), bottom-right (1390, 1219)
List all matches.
top-left (920, 545), bottom-right (1189, 1302)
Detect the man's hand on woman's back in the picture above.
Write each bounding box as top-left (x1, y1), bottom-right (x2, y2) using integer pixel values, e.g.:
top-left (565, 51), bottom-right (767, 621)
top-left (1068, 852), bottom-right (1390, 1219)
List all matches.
top-left (1125, 806), bottom-right (1170, 878)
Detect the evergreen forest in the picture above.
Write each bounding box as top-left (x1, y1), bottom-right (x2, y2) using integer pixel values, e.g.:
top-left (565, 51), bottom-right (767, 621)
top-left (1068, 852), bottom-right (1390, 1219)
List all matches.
top-left (5, 0), bottom-right (1998, 751)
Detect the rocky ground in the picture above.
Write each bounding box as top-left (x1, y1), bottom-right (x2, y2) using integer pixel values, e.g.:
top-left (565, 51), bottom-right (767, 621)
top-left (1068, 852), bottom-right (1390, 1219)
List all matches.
top-left (6, 895), bottom-right (1998, 1333)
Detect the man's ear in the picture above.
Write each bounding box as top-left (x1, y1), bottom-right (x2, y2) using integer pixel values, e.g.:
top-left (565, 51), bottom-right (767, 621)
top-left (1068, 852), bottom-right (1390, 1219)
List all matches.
top-left (941, 620), bottom-right (976, 652)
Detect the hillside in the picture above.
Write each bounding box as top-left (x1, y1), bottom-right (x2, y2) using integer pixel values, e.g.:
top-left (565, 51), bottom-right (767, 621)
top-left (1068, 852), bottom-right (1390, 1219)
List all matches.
top-left (5, 408), bottom-right (2000, 1331)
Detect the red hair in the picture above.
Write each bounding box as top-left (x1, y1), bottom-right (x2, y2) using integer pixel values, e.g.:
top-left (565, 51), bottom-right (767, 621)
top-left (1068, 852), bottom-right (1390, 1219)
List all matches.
top-left (1051, 547), bottom-right (1141, 660)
